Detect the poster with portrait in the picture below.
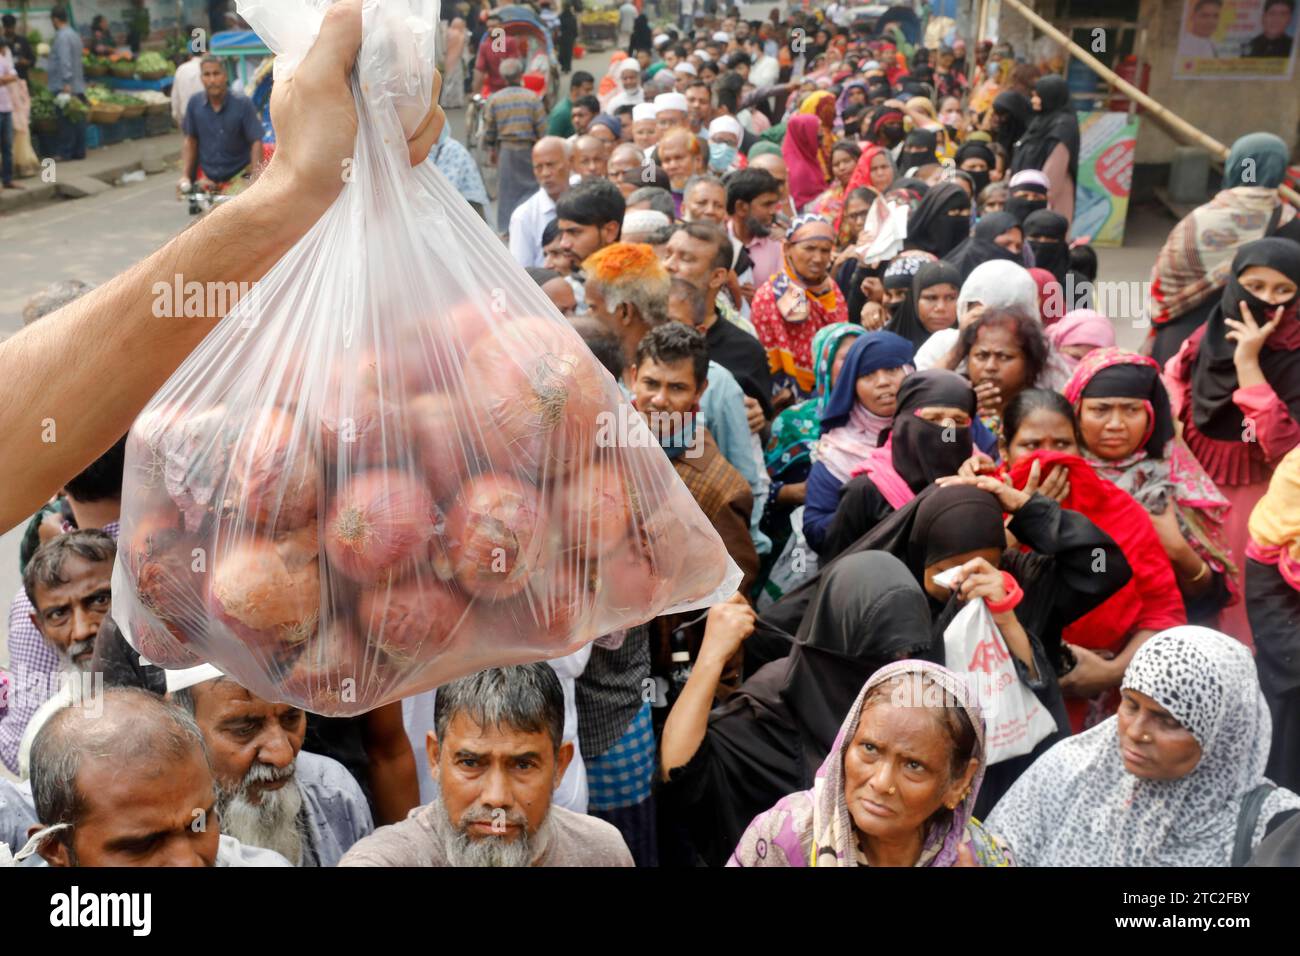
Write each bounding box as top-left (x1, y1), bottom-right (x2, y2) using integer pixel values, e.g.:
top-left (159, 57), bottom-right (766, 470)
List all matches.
top-left (1175, 0), bottom-right (1299, 79)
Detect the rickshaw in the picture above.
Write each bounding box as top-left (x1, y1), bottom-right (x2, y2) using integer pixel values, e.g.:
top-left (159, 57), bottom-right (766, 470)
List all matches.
top-left (465, 5), bottom-right (560, 198)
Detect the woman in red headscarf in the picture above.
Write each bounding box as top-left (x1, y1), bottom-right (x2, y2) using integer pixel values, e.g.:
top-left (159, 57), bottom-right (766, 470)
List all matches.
top-left (782, 114), bottom-right (831, 212)
top-left (995, 389), bottom-right (1187, 732)
top-left (751, 214), bottom-right (849, 402)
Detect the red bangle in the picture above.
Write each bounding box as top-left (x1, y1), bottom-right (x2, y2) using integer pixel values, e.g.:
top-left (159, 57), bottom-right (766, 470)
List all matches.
top-left (984, 571), bottom-right (1023, 616)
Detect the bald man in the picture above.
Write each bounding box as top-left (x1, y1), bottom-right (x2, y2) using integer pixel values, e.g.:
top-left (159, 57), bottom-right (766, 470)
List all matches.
top-left (510, 135), bottom-right (574, 268)
top-left (573, 134), bottom-right (609, 181)
top-left (608, 142), bottom-right (646, 182)
top-left (26, 687), bottom-right (291, 867)
top-left (657, 127), bottom-right (703, 216)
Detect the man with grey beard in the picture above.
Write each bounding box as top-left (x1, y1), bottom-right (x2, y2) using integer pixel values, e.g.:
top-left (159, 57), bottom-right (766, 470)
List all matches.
top-left (19, 529), bottom-right (114, 676)
top-left (169, 664), bottom-right (373, 867)
top-left (340, 664), bottom-right (633, 867)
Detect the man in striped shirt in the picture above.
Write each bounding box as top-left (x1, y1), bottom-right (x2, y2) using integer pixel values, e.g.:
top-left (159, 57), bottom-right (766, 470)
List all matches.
top-left (484, 58), bottom-right (547, 234)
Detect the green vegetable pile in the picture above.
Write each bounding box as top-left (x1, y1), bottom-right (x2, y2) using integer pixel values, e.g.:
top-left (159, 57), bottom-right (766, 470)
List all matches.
top-left (86, 84), bottom-right (145, 107)
top-left (135, 51), bottom-right (175, 75)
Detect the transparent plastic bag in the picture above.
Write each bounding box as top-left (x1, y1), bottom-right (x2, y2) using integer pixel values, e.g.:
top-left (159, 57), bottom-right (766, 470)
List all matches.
top-left (112, 0), bottom-right (741, 715)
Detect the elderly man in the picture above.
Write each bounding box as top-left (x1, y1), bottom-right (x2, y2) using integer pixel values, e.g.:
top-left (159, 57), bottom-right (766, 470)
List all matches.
top-left (654, 91), bottom-right (690, 134)
top-left (26, 688), bottom-right (290, 866)
top-left (339, 665), bottom-right (632, 866)
top-left (608, 142), bottom-right (645, 182)
top-left (630, 102), bottom-right (659, 150)
top-left (484, 57), bottom-right (548, 234)
top-left (607, 57), bottom-right (645, 113)
top-left (0, 0), bottom-right (444, 540)
top-left (682, 174), bottom-right (727, 224)
top-left (572, 133), bottom-right (609, 180)
top-left (509, 136), bottom-right (573, 268)
top-left (168, 665), bottom-right (373, 867)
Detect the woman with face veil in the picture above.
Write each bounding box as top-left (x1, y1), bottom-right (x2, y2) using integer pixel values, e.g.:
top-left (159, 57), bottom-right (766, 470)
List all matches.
top-left (763, 480), bottom-right (1134, 814)
top-left (658, 552), bottom-right (935, 867)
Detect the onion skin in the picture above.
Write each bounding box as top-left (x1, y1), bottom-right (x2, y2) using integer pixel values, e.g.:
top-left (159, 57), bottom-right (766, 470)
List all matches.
top-left (127, 510), bottom-right (209, 641)
top-left (405, 391), bottom-right (473, 502)
top-left (280, 625), bottom-right (384, 716)
top-left (130, 611), bottom-right (204, 668)
top-left (324, 469), bottom-right (440, 583)
top-left (210, 529), bottom-right (320, 655)
top-left (556, 460), bottom-right (633, 559)
top-left (319, 352), bottom-right (401, 466)
top-left (161, 404), bottom-right (232, 532)
top-left (357, 579), bottom-right (467, 664)
top-left (465, 316), bottom-right (608, 479)
top-left (445, 474), bottom-right (546, 599)
top-left (227, 407), bottom-right (318, 531)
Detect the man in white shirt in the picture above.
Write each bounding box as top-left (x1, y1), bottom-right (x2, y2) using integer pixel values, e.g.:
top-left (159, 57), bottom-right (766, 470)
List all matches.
top-left (1178, 0), bottom-right (1224, 59)
top-left (170, 51), bottom-right (205, 128)
top-left (745, 35), bottom-right (780, 87)
top-left (673, 60), bottom-right (697, 93)
top-left (509, 135), bottom-right (573, 268)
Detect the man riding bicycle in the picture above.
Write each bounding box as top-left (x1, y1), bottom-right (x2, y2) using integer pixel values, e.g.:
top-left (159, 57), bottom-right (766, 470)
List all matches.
top-left (177, 55), bottom-right (265, 198)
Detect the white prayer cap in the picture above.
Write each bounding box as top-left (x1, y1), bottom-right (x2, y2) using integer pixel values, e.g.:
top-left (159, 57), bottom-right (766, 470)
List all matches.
top-left (623, 209), bottom-right (672, 235)
top-left (654, 33), bottom-right (670, 45)
top-left (694, 49), bottom-right (713, 62)
top-left (633, 102), bottom-right (659, 122)
top-left (674, 61), bottom-right (697, 76)
top-left (617, 58), bottom-right (642, 75)
top-left (712, 31), bottom-right (730, 43)
top-left (708, 115), bottom-right (743, 141)
top-left (655, 92), bottom-right (689, 113)
top-left (164, 662), bottom-right (224, 694)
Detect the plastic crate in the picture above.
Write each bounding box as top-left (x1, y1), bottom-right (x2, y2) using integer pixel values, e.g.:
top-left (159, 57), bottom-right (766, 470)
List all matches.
top-left (120, 116), bottom-right (146, 140)
top-left (99, 121), bottom-right (126, 146)
top-left (143, 111), bottom-right (173, 137)
top-left (86, 123), bottom-right (103, 150)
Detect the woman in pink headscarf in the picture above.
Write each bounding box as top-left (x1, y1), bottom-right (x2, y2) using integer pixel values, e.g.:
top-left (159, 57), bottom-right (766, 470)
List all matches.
top-left (1046, 309), bottom-right (1116, 372)
top-left (783, 114), bottom-right (830, 212)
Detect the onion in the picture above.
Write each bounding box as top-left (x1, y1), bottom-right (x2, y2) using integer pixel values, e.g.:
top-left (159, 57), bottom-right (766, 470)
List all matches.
top-left (127, 509), bottom-right (209, 641)
top-left (279, 624), bottom-right (385, 716)
top-left (445, 473), bottom-right (546, 599)
top-left (556, 460), bottom-right (634, 559)
top-left (130, 610), bottom-right (204, 669)
top-left (526, 563), bottom-right (599, 646)
top-left (210, 527), bottom-right (320, 656)
top-left (662, 522), bottom-right (731, 606)
top-left (465, 316), bottom-right (609, 479)
top-left (405, 391), bottom-right (474, 501)
top-left (325, 469), bottom-right (439, 583)
top-left (357, 578), bottom-right (468, 664)
top-left (598, 545), bottom-right (671, 620)
top-left (227, 407), bottom-right (318, 531)
top-left (161, 404), bottom-right (232, 532)
top-left (319, 352), bottom-right (401, 465)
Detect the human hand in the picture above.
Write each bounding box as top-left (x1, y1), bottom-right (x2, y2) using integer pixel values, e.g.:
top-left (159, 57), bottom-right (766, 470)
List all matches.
top-left (1225, 299), bottom-right (1283, 370)
top-left (699, 594), bottom-right (756, 668)
top-left (739, 281), bottom-right (756, 302)
top-left (860, 301), bottom-right (887, 330)
top-left (743, 396), bottom-right (766, 433)
top-left (935, 472), bottom-right (1031, 513)
top-left (1018, 458), bottom-right (1070, 503)
top-left (948, 556), bottom-right (1008, 606)
top-left (956, 452), bottom-right (997, 478)
top-left (973, 378), bottom-right (1001, 416)
top-left (1058, 644), bottom-right (1117, 698)
top-left (957, 301), bottom-right (984, 330)
top-left (262, 0), bottom-right (445, 218)
top-left (953, 838), bottom-right (982, 867)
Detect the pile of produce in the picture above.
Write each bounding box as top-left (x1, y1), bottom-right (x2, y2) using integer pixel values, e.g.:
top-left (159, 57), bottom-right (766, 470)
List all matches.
top-left (86, 85), bottom-right (145, 108)
top-left (118, 307), bottom-right (738, 715)
top-left (136, 51), bottom-right (175, 76)
top-left (83, 53), bottom-right (112, 74)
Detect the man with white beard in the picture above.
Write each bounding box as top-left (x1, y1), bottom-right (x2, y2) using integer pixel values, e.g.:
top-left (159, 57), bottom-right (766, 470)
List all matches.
top-left (340, 664), bottom-right (633, 867)
top-left (168, 664), bottom-right (373, 867)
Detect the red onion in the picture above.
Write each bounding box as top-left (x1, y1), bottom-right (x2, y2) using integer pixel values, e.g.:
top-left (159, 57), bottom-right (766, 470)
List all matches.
top-left (445, 473), bottom-right (546, 599)
top-left (357, 578), bottom-right (468, 664)
top-left (227, 407), bottom-right (318, 531)
top-left (210, 527), bottom-right (320, 656)
top-left (325, 469), bottom-right (439, 583)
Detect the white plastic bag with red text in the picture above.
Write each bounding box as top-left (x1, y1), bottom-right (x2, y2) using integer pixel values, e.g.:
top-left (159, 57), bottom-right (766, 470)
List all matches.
top-left (933, 567), bottom-right (1057, 766)
top-left (111, 0), bottom-right (741, 715)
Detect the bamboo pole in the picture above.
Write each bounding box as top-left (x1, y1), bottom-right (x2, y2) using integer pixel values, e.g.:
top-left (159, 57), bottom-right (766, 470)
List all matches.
top-left (1000, 0), bottom-right (1300, 206)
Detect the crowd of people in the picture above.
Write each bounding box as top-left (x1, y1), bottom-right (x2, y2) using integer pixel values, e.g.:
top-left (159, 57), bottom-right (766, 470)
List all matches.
top-left (3, 1), bottom-right (1300, 869)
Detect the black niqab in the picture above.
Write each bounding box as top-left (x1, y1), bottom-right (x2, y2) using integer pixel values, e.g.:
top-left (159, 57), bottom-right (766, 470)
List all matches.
top-left (887, 368), bottom-right (977, 492)
top-left (1011, 75), bottom-right (1080, 184)
top-left (1023, 209), bottom-right (1071, 282)
top-left (943, 210), bottom-right (1021, 279)
top-left (903, 181), bottom-right (972, 258)
top-left (885, 260), bottom-right (963, 349)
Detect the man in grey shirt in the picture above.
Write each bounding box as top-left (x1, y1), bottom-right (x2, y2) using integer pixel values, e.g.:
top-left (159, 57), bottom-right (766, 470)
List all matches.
top-left (341, 665), bottom-right (633, 867)
top-left (47, 5), bottom-right (87, 160)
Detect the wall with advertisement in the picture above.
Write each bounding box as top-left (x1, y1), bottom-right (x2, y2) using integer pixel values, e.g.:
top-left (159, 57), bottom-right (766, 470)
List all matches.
top-left (1173, 0), bottom-right (1298, 79)
top-left (1072, 111), bottom-right (1140, 246)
